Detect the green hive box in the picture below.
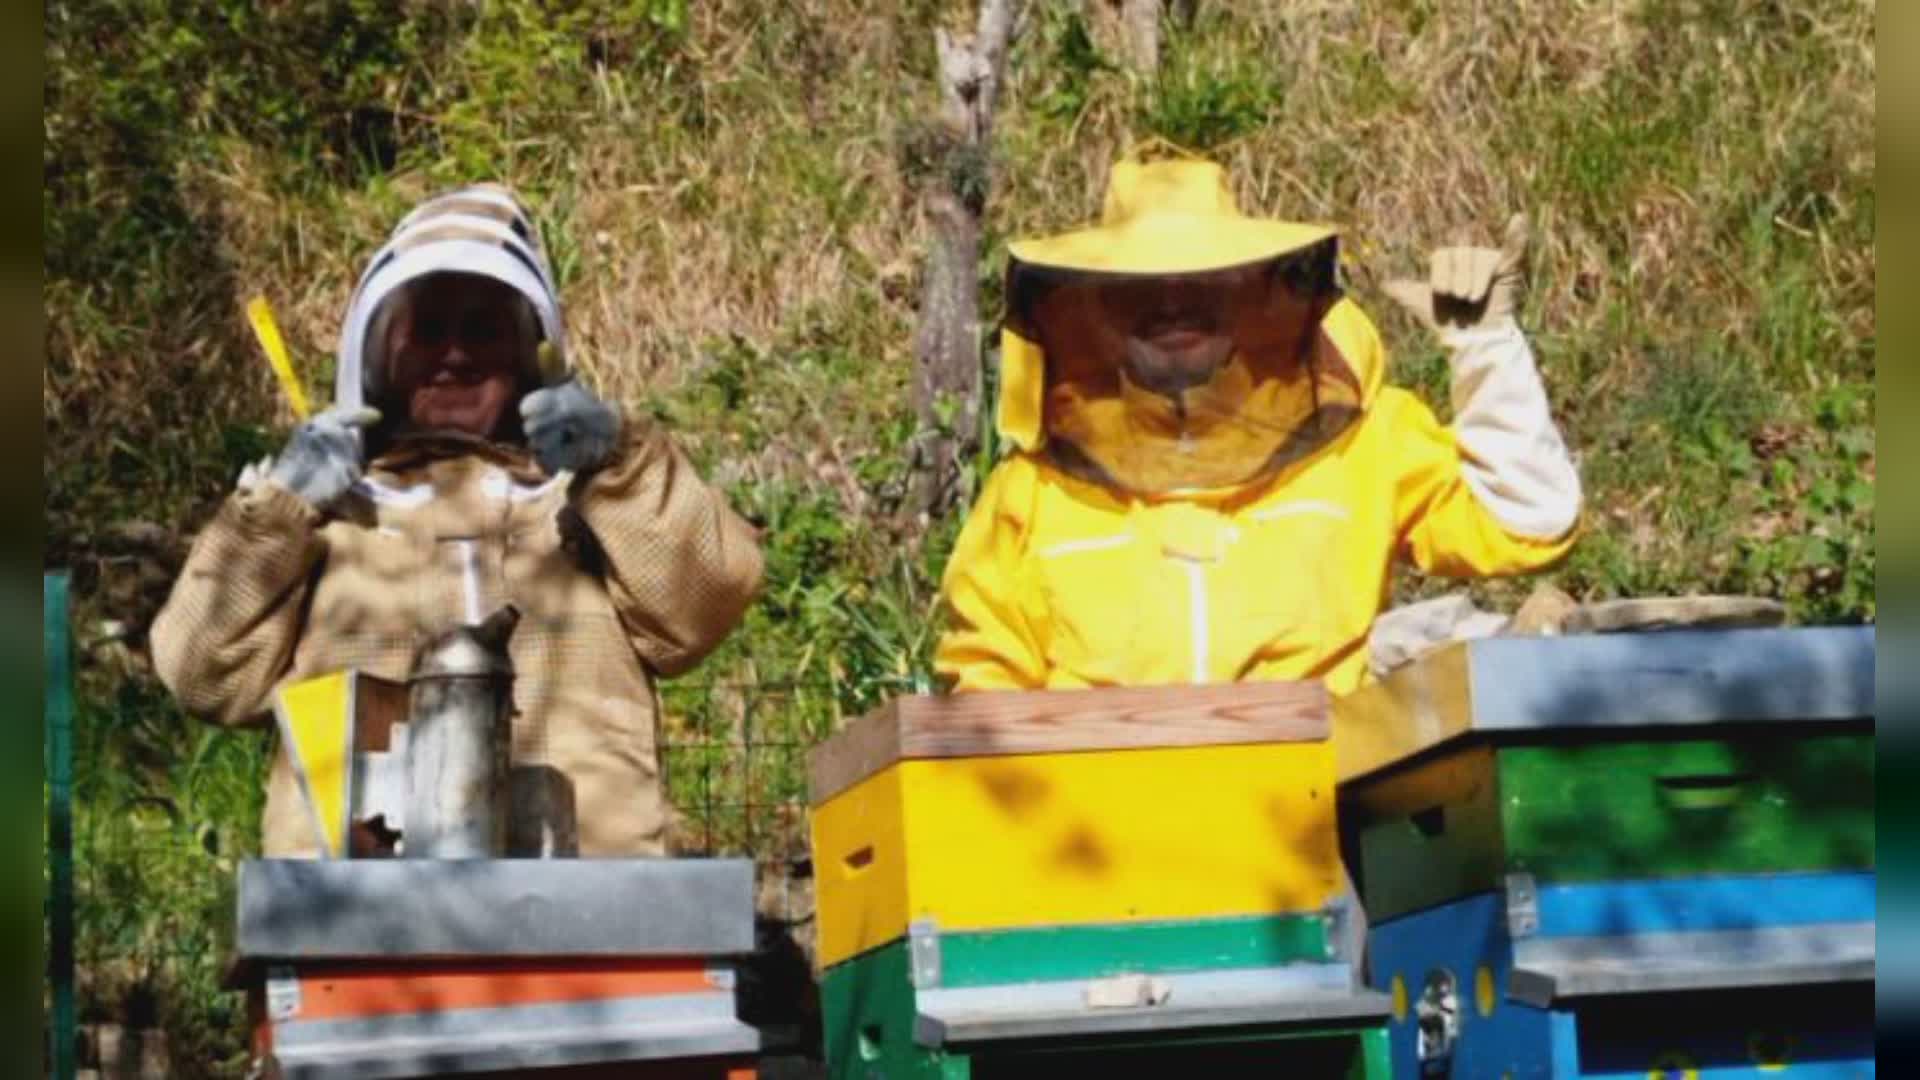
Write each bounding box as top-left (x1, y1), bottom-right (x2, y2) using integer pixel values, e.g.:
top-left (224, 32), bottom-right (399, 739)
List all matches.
top-left (1335, 626), bottom-right (1875, 923)
top-left (820, 923), bottom-right (1391, 1079)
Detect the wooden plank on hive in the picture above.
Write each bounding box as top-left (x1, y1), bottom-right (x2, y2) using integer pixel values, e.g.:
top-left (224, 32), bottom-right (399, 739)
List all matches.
top-left (810, 681), bottom-right (1329, 804)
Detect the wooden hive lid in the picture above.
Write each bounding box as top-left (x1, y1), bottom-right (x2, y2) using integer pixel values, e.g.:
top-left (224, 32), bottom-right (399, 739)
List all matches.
top-left (1334, 625), bottom-right (1876, 787)
top-left (807, 680), bottom-right (1329, 805)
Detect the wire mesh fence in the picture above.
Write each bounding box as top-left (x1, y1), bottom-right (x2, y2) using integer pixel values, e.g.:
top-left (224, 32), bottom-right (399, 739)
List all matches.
top-left (657, 678), bottom-right (838, 935)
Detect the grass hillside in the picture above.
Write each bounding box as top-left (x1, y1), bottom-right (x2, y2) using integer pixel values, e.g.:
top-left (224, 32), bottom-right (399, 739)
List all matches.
top-left (44, 1), bottom-right (1873, 1071)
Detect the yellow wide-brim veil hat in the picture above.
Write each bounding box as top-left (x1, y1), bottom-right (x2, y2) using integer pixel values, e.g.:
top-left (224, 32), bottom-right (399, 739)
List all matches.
top-left (997, 148), bottom-right (1365, 493)
top-left (1008, 155), bottom-right (1335, 276)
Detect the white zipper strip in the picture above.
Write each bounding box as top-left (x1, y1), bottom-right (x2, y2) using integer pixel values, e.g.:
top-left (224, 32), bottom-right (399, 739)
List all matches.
top-left (1181, 560), bottom-right (1209, 685)
top-left (458, 539), bottom-right (481, 624)
top-left (1038, 534), bottom-right (1133, 559)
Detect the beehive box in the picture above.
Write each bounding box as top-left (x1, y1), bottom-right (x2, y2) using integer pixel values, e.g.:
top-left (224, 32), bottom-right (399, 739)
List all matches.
top-left (807, 681), bottom-right (1346, 972)
top-left (1336, 626), bottom-right (1875, 923)
top-left (231, 859), bottom-right (762, 1078)
top-left (1365, 872), bottom-right (1875, 1078)
top-left (1336, 626), bottom-right (1877, 1078)
top-left (821, 934), bottom-right (1391, 1079)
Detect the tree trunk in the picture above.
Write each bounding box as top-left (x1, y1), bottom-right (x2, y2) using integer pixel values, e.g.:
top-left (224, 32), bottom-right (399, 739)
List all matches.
top-left (1086, 0), bottom-right (1166, 76)
top-left (909, 0), bottom-right (1019, 520)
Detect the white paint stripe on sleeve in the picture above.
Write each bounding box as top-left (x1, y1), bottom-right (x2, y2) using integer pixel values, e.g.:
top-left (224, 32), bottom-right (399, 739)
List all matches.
top-left (1038, 534), bottom-right (1134, 559)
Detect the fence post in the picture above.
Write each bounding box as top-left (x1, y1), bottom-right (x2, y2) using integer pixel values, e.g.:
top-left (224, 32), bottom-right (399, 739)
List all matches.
top-left (44, 572), bottom-right (75, 1080)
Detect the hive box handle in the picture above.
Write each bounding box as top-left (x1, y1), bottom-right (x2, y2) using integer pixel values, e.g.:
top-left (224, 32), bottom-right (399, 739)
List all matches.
top-left (1655, 772), bottom-right (1756, 811)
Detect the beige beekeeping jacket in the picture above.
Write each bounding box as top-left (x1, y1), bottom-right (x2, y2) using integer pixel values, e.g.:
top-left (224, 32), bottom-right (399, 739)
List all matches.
top-left (150, 429), bottom-right (762, 857)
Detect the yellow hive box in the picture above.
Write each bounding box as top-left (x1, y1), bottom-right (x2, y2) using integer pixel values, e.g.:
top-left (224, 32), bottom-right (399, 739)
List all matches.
top-left (807, 683), bottom-right (1341, 971)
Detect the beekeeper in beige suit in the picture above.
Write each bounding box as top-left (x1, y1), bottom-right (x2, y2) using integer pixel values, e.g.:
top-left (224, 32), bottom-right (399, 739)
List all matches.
top-left (152, 185), bottom-right (763, 857)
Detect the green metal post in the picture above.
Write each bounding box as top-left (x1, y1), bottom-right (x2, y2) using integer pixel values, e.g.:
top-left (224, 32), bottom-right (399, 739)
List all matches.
top-left (44, 573), bottom-right (74, 1080)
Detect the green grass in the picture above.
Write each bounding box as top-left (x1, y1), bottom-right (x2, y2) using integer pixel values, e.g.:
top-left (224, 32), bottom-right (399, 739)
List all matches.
top-left (62, 675), bottom-right (264, 1073)
top-left (44, 1), bottom-right (1873, 1070)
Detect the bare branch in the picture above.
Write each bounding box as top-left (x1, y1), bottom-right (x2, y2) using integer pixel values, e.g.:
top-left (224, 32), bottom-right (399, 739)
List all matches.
top-left (909, 1), bottom-right (1024, 519)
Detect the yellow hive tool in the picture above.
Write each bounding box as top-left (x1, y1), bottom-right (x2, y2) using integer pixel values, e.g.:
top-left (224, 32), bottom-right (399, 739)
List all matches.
top-left (246, 295), bottom-right (311, 420)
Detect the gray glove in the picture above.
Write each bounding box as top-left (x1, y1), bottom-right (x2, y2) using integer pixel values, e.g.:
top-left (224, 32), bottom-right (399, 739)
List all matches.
top-left (268, 404), bottom-right (380, 510)
top-left (521, 377), bottom-right (621, 476)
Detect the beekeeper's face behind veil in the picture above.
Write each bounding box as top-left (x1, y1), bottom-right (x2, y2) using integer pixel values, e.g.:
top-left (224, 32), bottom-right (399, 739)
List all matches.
top-left (378, 272), bottom-right (538, 440)
top-left (997, 155), bottom-right (1362, 495)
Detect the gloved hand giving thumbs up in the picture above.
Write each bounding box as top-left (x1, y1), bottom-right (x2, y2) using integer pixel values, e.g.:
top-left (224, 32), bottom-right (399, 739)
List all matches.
top-left (1381, 213), bottom-right (1530, 333)
top-left (265, 404), bottom-right (382, 511)
top-left (521, 376), bottom-right (622, 477)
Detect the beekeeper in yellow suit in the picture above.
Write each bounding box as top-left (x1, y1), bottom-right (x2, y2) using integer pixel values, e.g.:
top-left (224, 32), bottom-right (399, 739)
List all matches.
top-left (935, 152), bottom-right (1581, 694)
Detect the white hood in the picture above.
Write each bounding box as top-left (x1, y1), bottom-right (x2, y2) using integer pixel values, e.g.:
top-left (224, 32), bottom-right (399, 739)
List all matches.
top-left (334, 184), bottom-right (567, 411)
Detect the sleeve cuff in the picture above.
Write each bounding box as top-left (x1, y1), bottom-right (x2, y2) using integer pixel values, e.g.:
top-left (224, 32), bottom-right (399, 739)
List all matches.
top-left (232, 480), bottom-right (323, 535)
top-left (569, 415), bottom-right (664, 506)
top-left (1437, 317), bottom-right (1524, 351)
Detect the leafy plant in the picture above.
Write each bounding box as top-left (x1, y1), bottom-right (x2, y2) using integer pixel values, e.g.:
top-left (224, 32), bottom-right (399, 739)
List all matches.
top-left (44, 2), bottom-right (1874, 1066)
top-left (1136, 48), bottom-right (1280, 151)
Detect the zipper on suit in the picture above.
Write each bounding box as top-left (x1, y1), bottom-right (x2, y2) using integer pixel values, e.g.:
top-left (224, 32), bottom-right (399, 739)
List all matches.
top-left (1179, 560), bottom-right (1209, 684)
top-left (457, 538), bottom-right (481, 625)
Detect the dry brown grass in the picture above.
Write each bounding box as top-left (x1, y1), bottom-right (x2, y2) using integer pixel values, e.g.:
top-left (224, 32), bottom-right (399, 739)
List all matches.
top-left (43, 5), bottom-right (1876, 1065)
top-left (46, 0), bottom-right (1876, 628)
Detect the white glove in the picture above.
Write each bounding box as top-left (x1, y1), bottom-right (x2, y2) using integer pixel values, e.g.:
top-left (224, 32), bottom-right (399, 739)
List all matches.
top-left (1382, 214), bottom-right (1579, 538)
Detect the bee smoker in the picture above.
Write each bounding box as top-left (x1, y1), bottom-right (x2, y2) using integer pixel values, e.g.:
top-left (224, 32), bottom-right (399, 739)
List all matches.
top-left (401, 605), bottom-right (520, 858)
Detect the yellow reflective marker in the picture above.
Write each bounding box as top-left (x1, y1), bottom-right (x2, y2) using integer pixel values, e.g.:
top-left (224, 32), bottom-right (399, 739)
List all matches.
top-left (273, 671), bottom-right (357, 858)
top-left (1475, 965), bottom-right (1497, 1017)
top-left (246, 295), bottom-right (311, 420)
top-left (1390, 974), bottom-right (1408, 1022)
